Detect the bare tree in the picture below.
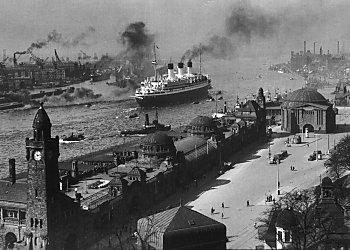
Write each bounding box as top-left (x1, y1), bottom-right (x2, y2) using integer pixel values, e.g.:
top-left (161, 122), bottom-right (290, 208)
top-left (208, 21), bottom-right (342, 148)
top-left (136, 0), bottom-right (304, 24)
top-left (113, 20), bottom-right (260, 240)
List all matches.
top-left (327, 136), bottom-right (350, 178)
top-left (259, 189), bottom-right (338, 249)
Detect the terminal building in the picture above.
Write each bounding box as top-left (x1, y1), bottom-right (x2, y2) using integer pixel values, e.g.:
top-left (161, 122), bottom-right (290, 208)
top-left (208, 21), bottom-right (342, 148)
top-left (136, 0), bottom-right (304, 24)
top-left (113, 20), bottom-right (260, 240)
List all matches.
top-left (281, 88), bottom-right (336, 134)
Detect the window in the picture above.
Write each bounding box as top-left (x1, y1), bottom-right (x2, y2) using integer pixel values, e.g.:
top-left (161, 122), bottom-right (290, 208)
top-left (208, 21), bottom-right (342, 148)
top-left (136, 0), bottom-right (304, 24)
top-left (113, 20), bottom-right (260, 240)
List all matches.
top-left (285, 231), bottom-right (291, 242)
top-left (30, 218), bottom-right (34, 227)
top-left (35, 189), bottom-right (38, 198)
top-left (6, 210), bottom-right (17, 218)
top-left (40, 219), bottom-right (43, 228)
top-left (278, 231), bottom-right (282, 241)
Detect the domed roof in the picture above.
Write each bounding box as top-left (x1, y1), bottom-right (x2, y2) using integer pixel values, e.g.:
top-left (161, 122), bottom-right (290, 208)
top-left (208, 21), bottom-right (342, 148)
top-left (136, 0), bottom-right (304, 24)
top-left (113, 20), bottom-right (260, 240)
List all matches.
top-left (188, 116), bottom-right (216, 129)
top-left (281, 88), bottom-right (329, 109)
top-left (276, 208), bottom-right (298, 229)
top-left (32, 103), bottom-right (51, 130)
top-left (141, 132), bottom-right (175, 147)
top-left (322, 177), bottom-right (333, 187)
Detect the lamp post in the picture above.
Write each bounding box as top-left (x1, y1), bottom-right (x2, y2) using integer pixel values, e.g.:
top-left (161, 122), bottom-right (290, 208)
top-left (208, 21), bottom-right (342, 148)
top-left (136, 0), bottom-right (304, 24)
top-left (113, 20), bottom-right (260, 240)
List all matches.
top-left (277, 160), bottom-right (280, 195)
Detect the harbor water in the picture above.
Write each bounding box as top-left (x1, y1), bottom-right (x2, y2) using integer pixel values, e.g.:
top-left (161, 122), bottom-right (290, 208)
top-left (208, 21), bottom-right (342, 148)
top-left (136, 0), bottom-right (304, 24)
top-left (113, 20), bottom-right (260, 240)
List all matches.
top-left (0, 57), bottom-right (306, 178)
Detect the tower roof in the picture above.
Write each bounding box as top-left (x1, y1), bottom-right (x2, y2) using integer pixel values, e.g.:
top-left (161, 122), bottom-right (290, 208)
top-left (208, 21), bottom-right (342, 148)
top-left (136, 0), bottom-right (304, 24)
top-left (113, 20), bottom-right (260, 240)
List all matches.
top-left (32, 103), bottom-right (51, 130)
top-left (281, 88), bottom-right (329, 109)
top-left (275, 208), bottom-right (298, 229)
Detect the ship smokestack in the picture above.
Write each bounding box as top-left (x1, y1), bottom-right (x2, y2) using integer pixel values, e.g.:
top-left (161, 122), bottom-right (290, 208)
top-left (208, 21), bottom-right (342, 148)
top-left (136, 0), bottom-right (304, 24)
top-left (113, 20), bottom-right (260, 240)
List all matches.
top-left (177, 62), bottom-right (184, 77)
top-left (304, 41), bottom-right (306, 54)
top-left (145, 114), bottom-right (150, 126)
top-left (9, 158), bottom-right (16, 184)
top-left (224, 101), bottom-right (227, 113)
top-left (167, 63), bottom-right (175, 80)
top-left (338, 41), bottom-right (340, 55)
top-left (187, 60), bottom-right (192, 75)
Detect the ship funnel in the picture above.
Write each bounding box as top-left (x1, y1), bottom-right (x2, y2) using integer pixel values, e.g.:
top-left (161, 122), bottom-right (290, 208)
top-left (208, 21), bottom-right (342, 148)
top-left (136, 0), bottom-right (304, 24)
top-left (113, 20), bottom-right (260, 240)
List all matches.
top-left (187, 60), bottom-right (193, 75)
top-left (177, 62), bottom-right (184, 77)
top-left (167, 63), bottom-right (175, 80)
top-left (224, 101), bottom-right (227, 113)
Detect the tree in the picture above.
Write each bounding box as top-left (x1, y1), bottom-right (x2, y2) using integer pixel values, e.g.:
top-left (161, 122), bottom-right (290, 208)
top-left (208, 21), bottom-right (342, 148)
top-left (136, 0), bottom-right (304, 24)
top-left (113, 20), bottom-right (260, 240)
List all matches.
top-left (327, 135), bottom-right (350, 178)
top-left (259, 189), bottom-right (338, 249)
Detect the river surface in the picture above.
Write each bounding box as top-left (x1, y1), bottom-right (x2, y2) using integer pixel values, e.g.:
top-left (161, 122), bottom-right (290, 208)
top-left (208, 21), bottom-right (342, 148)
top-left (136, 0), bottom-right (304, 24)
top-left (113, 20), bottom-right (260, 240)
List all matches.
top-left (0, 57), bottom-right (306, 178)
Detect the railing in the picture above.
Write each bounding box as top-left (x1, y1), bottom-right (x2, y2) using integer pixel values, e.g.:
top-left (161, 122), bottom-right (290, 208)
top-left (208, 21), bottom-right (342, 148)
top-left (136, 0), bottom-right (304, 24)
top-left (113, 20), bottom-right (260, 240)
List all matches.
top-left (80, 188), bottom-right (112, 210)
top-left (3, 217), bottom-right (26, 225)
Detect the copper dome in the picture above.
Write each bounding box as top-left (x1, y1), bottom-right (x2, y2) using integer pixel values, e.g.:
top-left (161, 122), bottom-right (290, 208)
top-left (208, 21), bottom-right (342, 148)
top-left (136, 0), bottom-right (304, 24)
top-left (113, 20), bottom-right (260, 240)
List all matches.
top-left (141, 132), bottom-right (175, 148)
top-left (281, 88), bottom-right (329, 109)
top-left (32, 103), bottom-right (52, 130)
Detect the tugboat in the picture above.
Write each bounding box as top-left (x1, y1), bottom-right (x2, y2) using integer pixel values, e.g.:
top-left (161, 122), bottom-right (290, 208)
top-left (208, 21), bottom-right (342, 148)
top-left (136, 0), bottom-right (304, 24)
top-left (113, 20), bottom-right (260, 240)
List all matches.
top-left (132, 44), bottom-right (211, 107)
top-left (60, 132), bottom-right (85, 143)
top-left (120, 111), bottom-right (171, 136)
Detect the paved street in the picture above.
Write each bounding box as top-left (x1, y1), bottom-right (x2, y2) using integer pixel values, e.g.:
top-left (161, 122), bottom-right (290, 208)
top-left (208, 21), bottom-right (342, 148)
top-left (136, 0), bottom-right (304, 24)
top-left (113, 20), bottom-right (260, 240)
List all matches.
top-left (189, 107), bottom-right (350, 249)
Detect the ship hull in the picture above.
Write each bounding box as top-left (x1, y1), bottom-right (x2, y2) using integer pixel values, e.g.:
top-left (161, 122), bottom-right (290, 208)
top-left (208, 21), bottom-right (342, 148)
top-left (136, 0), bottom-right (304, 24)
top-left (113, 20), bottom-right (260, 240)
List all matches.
top-left (135, 82), bottom-right (210, 107)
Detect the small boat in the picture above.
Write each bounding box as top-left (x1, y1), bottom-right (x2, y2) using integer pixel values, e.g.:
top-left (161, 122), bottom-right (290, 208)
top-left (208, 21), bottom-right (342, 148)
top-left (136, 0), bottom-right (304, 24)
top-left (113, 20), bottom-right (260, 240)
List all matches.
top-left (193, 101), bottom-right (199, 104)
top-left (85, 103), bottom-right (92, 107)
top-left (120, 112), bottom-right (171, 136)
top-left (60, 133), bottom-right (85, 143)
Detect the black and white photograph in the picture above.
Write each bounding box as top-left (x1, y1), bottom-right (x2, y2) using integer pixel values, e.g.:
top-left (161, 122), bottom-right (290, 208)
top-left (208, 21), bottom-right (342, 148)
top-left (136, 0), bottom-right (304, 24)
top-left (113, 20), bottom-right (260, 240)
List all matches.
top-left (1, 0), bottom-right (350, 249)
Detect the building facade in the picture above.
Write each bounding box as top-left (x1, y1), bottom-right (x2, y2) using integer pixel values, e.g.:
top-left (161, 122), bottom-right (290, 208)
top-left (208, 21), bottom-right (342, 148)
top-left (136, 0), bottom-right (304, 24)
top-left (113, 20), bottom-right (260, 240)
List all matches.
top-left (281, 88), bottom-right (336, 134)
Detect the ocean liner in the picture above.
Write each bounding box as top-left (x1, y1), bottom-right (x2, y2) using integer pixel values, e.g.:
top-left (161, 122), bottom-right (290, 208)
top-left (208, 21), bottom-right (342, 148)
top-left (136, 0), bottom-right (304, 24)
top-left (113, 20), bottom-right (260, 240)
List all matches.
top-left (133, 57), bottom-right (211, 107)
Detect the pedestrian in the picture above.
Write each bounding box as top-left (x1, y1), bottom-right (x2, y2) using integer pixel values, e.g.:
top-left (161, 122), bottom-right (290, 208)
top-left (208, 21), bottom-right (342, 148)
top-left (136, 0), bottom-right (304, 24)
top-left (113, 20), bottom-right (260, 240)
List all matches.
top-left (211, 207), bottom-right (214, 214)
top-left (247, 200), bottom-right (250, 207)
top-left (290, 166), bottom-right (292, 171)
top-left (222, 202), bottom-right (225, 208)
top-left (221, 212), bottom-right (224, 219)
top-left (307, 143), bottom-right (309, 147)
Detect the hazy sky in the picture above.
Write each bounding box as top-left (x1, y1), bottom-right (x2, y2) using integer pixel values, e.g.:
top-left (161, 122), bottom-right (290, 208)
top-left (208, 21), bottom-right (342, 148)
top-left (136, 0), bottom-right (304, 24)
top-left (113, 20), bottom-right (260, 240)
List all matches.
top-left (1, 0), bottom-right (350, 61)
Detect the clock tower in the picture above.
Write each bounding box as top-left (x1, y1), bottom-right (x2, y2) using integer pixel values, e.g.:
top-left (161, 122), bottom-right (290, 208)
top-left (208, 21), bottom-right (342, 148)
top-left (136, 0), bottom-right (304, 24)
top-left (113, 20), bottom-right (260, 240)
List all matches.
top-left (25, 103), bottom-right (59, 248)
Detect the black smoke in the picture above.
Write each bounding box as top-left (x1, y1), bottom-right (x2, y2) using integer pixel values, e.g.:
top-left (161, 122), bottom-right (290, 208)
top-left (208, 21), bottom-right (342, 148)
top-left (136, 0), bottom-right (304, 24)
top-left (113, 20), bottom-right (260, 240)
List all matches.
top-left (27, 26), bottom-right (96, 53)
top-left (182, 1), bottom-right (279, 60)
top-left (225, 2), bottom-right (279, 43)
top-left (119, 22), bottom-right (155, 65)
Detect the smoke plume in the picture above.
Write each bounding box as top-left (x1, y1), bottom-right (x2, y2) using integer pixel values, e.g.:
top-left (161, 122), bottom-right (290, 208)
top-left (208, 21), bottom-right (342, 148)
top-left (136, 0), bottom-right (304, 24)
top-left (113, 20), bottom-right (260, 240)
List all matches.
top-left (27, 26), bottom-right (96, 53)
top-left (118, 22), bottom-right (155, 65)
top-left (40, 87), bottom-right (101, 106)
top-left (182, 1), bottom-right (280, 60)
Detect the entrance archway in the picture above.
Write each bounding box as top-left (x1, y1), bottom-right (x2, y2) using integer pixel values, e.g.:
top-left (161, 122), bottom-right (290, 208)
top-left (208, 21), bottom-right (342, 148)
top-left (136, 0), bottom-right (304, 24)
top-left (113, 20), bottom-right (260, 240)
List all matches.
top-left (5, 232), bottom-right (17, 249)
top-left (303, 124), bottom-right (314, 133)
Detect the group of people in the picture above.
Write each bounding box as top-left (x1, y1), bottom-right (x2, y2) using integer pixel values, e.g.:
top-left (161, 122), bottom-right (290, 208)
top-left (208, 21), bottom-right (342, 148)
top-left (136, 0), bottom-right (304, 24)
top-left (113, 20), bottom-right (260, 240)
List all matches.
top-left (211, 202), bottom-right (226, 219)
top-left (266, 195), bottom-right (275, 203)
top-left (290, 165), bottom-right (296, 171)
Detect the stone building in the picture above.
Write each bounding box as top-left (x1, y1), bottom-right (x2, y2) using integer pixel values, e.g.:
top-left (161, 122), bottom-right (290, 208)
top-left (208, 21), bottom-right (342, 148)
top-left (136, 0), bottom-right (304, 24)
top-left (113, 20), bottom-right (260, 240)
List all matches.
top-left (281, 88), bottom-right (336, 133)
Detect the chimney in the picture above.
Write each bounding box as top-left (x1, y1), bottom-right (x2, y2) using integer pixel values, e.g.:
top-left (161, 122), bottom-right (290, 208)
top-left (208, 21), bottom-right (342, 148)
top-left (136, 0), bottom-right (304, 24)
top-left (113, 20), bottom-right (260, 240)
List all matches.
top-left (9, 158), bottom-right (16, 184)
top-left (304, 41), bottom-right (306, 54)
top-left (71, 161), bottom-right (78, 178)
top-left (320, 46), bottom-right (323, 55)
top-left (177, 62), bottom-right (184, 77)
top-left (338, 41), bottom-right (340, 55)
top-left (223, 101), bottom-right (227, 113)
top-left (13, 53), bottom-right (17, 66)
top-left (145, 114), bottom-right (150, 126)
top-left (167, 63), bottom-right (175, 80)
top-left (187, 60), bottom-right (192, 75)
top-left (314, 42), bottom-right (316, 54)
top-left (291, 51), bottom-right (294, 57)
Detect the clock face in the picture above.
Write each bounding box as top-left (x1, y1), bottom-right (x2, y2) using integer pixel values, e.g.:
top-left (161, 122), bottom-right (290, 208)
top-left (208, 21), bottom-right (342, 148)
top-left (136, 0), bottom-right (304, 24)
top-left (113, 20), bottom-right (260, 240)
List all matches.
top-left (34, 151), bottom-right (42, 161)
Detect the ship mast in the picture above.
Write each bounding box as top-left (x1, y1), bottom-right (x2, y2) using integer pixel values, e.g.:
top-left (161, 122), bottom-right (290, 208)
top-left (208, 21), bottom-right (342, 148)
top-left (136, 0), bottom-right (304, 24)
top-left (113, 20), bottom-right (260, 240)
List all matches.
top-left (199, 43), bottom-right (202, 75)
top-left (152, 43), bottom-right (158, 82)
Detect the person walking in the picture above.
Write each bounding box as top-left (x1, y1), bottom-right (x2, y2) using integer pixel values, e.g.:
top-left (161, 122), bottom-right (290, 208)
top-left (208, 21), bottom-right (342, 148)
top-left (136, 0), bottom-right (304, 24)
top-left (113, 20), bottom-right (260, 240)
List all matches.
top-left (247, 200), bottom-right (250, 207)
top-left (221, 212), bottom-right (224, 219)
top-left (221, 202), bottom-right (225, 208)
